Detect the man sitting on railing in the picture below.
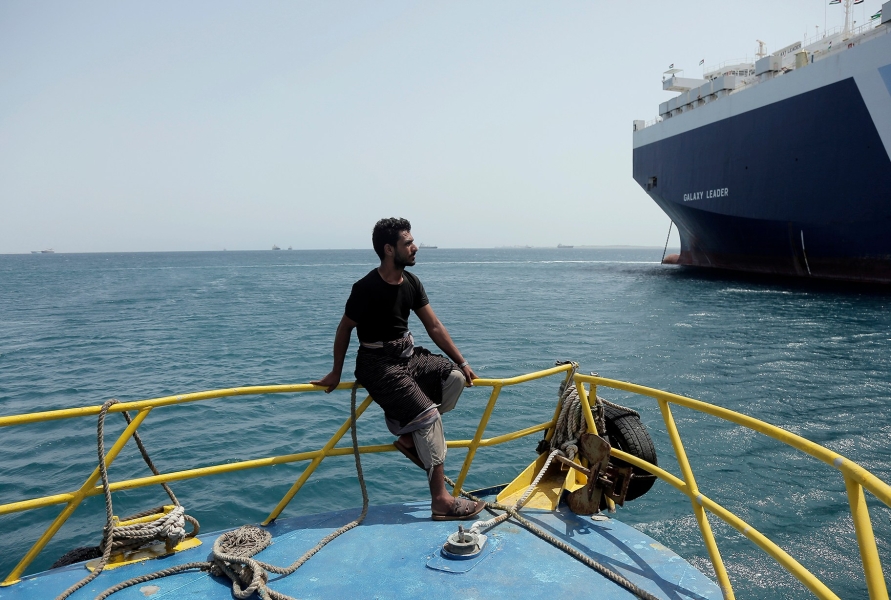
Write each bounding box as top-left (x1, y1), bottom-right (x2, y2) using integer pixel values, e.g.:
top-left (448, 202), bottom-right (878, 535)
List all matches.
top-left (312, 217), bottom-right (485, 521)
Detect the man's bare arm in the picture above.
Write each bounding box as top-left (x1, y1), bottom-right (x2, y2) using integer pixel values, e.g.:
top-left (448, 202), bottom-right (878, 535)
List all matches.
top-left (311, 314), bottom-right (358, 393)
top-left (415, 304), bottom-right (477, 385)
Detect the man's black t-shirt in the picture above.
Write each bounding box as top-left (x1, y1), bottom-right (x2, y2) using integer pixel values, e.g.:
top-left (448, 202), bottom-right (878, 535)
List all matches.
top-left (345, 269), bottom-right (429, 343)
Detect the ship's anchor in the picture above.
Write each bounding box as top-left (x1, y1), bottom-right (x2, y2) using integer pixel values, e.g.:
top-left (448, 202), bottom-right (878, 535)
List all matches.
top-left (564, 433), bottom-right (633, 516)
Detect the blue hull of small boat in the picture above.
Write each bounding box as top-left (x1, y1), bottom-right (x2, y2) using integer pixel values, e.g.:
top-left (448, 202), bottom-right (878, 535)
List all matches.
top-left (2, 493), bottom-right (720, 599)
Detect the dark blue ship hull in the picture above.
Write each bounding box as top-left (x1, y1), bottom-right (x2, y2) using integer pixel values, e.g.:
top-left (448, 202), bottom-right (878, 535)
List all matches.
top-left (633, 71), bottom-right (891, 283)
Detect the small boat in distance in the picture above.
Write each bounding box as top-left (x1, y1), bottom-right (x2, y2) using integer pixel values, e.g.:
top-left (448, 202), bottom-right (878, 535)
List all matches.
top-left (287, 246), bottom-right (293, 250)
top-left (272, 245), bottom-right (280, 251)
top-left (30, 249), bottom-right (55, 254)
top-left (557, 244), bottom-right (574, 249)
top-left (419, 243), bottom-right (437, 249)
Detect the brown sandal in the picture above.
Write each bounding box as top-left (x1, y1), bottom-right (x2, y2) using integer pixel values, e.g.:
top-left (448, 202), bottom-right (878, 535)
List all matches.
top-left (431, 497), bottom-right (486, 521)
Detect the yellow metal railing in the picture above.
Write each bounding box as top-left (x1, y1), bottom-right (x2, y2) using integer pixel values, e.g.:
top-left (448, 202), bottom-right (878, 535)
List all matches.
top-left (0, 365), bottom-right (574, 586)
top-left (0, 366), bottom-right (889, 600)
top-left (576, 374), bottom-right (891, 600)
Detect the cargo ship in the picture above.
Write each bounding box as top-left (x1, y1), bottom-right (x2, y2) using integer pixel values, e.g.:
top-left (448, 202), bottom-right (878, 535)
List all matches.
top-left (632, 0), bottom-right (891, 283)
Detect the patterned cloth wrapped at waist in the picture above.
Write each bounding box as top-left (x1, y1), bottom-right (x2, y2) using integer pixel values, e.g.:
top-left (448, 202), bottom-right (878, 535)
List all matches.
top-left (355, 332), bottom-right (455, 427)
top-left (359, 331), bottom-right (414, 356)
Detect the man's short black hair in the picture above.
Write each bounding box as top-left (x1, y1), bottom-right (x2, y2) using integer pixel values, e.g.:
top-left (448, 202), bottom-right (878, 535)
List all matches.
top-left (372, 218), bottom-right (411, 260)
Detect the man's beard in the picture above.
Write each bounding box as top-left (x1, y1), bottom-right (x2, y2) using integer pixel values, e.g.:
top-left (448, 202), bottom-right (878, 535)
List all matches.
top-left (394, 252), bottom-right (416, 268)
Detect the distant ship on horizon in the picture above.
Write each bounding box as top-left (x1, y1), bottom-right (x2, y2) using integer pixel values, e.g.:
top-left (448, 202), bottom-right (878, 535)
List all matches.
top-left (272, 245), bottom-right (280, 251)
top-left (418, 243), bottom-right (437, 249)
top-left (30, 249), bottom-right (55, 254)
top-left (557, 244), bottom-right (574, 249)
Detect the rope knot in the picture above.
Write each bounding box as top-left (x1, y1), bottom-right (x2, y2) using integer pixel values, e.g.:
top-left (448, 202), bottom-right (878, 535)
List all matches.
top-left (561, 443), bottom-right (578, 460)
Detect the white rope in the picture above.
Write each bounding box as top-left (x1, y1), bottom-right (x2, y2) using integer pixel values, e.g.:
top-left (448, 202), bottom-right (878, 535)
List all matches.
top-left (55, 400), bottom-right (198, 600)
top-left (550, 367), bottom-right (587, 460)
top-left (470, 366), bottom-right (588, 535)
top-left (450, 369), bottom-right (661, 600)
top-left (470, 449), bottom-right (561, 534)
top-left (94, 384), bottom-right (370, 600)
top-left (109, 506), bottom-right (187, 550)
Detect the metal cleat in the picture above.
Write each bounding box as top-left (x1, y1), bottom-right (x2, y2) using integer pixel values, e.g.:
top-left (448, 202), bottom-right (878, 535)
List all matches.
top-left (442, 526), bottom-right (487, 560)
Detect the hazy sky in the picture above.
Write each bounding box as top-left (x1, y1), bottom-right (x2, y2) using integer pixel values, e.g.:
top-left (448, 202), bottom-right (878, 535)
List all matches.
top-left (2, 1), bottom-right (883, 252)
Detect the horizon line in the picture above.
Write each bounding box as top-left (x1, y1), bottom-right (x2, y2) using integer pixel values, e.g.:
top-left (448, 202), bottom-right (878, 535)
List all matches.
top-left (2, 245), bottom-right (677, 256)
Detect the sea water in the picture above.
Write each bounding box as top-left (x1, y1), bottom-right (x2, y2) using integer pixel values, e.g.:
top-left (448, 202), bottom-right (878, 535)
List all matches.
top-left (1, 249), bottom-right (889, 598)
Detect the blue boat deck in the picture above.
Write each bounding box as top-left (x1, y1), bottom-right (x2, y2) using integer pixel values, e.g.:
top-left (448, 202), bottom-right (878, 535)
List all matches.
top-left (3, 492), bottom-right (721, 600)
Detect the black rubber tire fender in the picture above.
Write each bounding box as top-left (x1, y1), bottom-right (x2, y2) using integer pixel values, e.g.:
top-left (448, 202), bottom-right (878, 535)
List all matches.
top-left (602, 404), bottom-right (658, 501)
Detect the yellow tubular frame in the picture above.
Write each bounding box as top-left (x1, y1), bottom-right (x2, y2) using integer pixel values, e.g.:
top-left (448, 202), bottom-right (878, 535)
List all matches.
top-left (0, 366), bottom-right (887, 600)
top-left (574, 374), bottom-right (890, 600)
top-left (3, 407), bottom-right (153, 586)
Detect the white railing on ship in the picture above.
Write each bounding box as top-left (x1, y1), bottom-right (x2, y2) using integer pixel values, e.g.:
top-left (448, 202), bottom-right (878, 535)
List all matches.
top-left (802, 20), bottom-right (884, 48)
top-left (638, 18), bottom-right (888, 132)
top-left (704, 19), bottom-right (885, 76)
top-left (803, 25), bottom-right (844, 47)
top-left (703, 57), bottom-right (753, 76)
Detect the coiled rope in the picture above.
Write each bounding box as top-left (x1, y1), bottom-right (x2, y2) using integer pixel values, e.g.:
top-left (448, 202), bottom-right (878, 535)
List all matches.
top-left (550, 368), bottom-right (588, 460)
top-left (92, 384), bottom-right (369, 600)
top-left (548, 364), bottom-right (638, 455)
top-left (55, 400), bottom-right (199, 600)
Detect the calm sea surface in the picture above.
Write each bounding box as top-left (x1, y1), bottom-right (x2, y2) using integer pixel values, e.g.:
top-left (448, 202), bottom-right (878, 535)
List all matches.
top-left (1, 249), bottom-right (890, 598)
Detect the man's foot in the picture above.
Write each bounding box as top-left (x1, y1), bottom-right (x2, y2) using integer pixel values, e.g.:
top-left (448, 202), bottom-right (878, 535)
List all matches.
top-left (394, 437), bottom-right (425, 470)
top-left (431, 497), bottom-right (486, 521)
